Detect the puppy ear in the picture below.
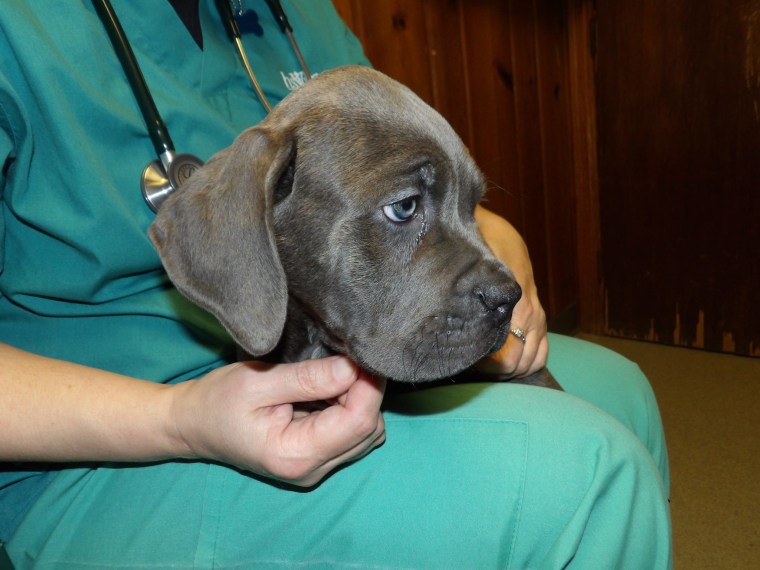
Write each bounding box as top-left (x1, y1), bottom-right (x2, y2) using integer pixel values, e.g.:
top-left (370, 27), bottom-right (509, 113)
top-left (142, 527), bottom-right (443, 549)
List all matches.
top-left (149, 127), bottom-right (292, 356)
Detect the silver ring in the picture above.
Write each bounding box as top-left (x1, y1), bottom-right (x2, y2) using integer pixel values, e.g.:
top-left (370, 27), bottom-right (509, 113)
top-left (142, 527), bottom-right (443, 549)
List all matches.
top-left (510, 327), bottom-right (527, 344)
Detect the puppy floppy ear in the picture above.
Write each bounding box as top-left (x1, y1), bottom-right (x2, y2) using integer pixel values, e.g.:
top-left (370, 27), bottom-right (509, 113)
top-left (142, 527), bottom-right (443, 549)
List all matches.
top-left (149, 127), bottom-right (293, 356)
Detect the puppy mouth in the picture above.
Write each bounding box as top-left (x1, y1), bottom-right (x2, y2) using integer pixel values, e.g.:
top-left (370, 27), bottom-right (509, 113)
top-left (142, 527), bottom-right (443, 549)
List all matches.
top-left (383, 317), bottom-right (512, 382)
top-left (487, 323), bottom-right (512, 355)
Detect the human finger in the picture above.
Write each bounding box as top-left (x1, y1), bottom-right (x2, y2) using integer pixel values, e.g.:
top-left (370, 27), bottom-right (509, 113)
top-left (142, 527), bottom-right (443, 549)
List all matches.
top-left (258, 356), bottom-right (360, 408)
top-left (510, 324), bottom-right (549, 377)
top-left (267, 370), bottom-right (386, 486)
top-left (303, 369), bottom-right (386, 456)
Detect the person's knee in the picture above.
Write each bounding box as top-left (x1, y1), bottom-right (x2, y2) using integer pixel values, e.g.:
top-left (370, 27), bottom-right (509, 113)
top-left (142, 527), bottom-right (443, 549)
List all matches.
top-left (547, 334), bottom-right (648, 389)
top-left (546, 334), bottom-right (670, 487)
top-left (512, 393), bottom-right (671, 568)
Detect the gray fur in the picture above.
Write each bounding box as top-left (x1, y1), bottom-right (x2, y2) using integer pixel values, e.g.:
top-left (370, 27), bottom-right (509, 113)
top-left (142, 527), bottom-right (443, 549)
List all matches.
top-left (150, 66), bottom-right (559, 389)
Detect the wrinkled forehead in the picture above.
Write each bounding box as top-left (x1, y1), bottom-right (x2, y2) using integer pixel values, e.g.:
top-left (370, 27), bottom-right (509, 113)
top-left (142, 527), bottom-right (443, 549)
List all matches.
top-left (333, 69), bottom-right (462, 151)
top-left (269, 67), bottom-right (483, 188)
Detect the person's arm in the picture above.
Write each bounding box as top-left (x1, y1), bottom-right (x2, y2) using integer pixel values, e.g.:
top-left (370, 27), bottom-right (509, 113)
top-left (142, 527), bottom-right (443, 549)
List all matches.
top-left (0, 342), bottom-right (385, 487)
top-left (474, 205), bottom-right (549, 377)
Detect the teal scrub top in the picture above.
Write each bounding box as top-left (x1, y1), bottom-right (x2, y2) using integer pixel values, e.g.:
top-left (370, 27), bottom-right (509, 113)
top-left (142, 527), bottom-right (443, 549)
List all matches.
top-left (0, 0), bottom-right (370, 540)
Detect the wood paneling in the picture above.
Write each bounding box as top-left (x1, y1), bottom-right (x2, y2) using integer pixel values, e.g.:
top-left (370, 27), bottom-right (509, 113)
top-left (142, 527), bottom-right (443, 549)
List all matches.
top-left (333, 0), bottom-right (579, 324)
top-left (594, 0), bottom-right (760, 355)
top-left (566, 0), bottom-right (603, 334)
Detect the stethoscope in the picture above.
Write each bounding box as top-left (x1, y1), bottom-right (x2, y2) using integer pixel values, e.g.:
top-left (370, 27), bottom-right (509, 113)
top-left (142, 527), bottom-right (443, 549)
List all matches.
top-left (92, 0), bottom-right (311, 212)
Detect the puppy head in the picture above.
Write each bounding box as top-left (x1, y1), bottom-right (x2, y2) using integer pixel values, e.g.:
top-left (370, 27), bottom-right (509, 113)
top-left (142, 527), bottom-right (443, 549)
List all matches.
top-left (150, 66), bottom-right (521, 381)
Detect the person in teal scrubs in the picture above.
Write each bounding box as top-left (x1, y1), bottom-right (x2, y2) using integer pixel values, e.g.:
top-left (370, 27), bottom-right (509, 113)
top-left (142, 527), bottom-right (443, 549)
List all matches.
top-left (0, 1), bottom-right (671, 568)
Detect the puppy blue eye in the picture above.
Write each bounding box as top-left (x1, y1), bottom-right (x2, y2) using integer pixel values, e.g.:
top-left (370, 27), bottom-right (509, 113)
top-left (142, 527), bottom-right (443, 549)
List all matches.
top-left (383, 196), bottom-right (418, 223)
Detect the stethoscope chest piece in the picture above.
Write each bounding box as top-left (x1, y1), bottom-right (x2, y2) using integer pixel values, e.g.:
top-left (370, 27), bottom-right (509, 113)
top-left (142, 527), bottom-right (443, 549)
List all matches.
top-left (141, 152), bottom-right (204, 212)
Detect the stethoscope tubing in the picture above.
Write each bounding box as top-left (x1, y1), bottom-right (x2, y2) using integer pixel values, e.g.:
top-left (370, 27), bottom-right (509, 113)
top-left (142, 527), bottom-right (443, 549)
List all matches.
top-left (92, 0), bottom-right (175, 160)
top-left (92, 0), bottom-right (310, 211)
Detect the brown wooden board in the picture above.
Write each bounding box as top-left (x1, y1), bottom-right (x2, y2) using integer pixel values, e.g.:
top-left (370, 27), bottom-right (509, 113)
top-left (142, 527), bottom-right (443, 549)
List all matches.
top-left (594, 0), bottom-right (760, 355)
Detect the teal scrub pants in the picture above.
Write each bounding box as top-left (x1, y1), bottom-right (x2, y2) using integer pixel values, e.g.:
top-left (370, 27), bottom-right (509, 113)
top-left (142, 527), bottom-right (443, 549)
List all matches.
top-left (5, 335), bottom-right (672, 569)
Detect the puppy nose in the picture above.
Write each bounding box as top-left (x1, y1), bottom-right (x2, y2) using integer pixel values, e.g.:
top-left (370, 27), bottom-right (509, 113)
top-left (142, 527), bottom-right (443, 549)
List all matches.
top-left (474, 282), bottom-right (522, 319)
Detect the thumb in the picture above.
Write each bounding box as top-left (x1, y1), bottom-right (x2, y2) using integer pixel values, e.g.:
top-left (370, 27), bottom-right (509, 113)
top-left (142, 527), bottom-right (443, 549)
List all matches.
top-left (263, 356), bottom-right (359, 406)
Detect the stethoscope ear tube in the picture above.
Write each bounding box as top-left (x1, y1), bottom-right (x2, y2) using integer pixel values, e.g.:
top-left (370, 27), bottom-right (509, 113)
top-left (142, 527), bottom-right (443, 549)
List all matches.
top-left (263, 0), bottom-right (311, 79)
top-left (216, 0), bottom-right (311, 111)
top-left (215, 0), bottom-right (273, 112)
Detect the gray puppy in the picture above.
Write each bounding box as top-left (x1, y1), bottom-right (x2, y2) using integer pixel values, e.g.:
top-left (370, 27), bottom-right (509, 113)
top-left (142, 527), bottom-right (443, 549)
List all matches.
top-left (150, 66), bottom-right (559, 389)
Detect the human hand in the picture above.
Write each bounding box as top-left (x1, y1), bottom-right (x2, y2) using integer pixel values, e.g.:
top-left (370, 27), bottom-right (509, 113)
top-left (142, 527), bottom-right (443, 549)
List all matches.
top-left (474, 206), bottom-right (549, 377)
top-left (479, 275), bottom-right (549, 378)
top-left (169, 356), bottom-right (386, 487)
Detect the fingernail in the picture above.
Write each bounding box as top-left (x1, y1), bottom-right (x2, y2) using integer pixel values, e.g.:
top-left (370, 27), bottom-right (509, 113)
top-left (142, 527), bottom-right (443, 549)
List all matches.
top-left (332, 357), bottom-right (356, 381)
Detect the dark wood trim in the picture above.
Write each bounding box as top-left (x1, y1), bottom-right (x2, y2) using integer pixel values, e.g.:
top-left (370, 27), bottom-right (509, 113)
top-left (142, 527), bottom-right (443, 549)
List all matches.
top-left (566, 0), bottom-right (603, 334)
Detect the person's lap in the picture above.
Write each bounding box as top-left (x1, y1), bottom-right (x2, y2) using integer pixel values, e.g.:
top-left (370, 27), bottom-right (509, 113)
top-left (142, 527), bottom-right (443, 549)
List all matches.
top-left (6, 334), bottom-right (672, 569)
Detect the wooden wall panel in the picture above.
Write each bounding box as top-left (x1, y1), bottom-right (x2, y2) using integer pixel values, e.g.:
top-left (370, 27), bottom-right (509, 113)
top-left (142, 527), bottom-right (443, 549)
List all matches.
top-left (532, 1), bottom-right (577, 320)
top-left (503, 1), bottom-right (553, 306)
top-left (566, 0), bottom-right (603, 334)
top-left (337, 1), bottom-right (433, 102)
top-left (332, 0), bottom-right (579, 324)
top-left (420, 1), bottom-right (471, 145)
top-left (594, 0), bottom-right (760, 355)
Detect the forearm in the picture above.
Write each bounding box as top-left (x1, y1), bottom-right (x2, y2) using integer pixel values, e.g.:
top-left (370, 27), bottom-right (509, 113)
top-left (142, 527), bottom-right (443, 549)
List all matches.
top-left (475, 205), bottom-right (535, 290)
top-left (0, 342), bottom-right (386, 486)
top-left (0, 342), bottom-right (186, 463)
